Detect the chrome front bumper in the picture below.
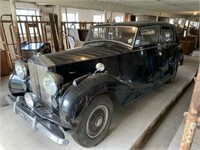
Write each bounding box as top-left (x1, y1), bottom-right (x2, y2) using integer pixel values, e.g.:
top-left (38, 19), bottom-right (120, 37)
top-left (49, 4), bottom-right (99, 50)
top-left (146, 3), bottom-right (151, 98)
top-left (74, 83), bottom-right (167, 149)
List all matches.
top-left (5, 95), bottom-right (69, 145)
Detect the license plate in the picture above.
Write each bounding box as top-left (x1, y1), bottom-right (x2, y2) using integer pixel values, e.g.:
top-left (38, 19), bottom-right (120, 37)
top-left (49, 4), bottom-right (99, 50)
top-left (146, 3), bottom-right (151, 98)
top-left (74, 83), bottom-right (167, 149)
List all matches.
top-left (19, 110), bottom-right (33, 126)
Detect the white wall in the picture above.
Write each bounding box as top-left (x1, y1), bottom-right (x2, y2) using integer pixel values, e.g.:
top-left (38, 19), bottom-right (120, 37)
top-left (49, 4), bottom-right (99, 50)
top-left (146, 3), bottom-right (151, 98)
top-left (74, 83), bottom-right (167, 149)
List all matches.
top-left (61, 7), bottom-right (125, 23)
top-left (106, 12), bottom-right (125, 22)
top-left (0, 1), bottom-right (11, 16)
top-left (0, 1), bottom-right (12, 53)
top-left (0, 1), bottom-right (41, 16)
top-left (136, 15), bottom-right (148, 21)
top-left (61, 7), bottom-right (105, 22)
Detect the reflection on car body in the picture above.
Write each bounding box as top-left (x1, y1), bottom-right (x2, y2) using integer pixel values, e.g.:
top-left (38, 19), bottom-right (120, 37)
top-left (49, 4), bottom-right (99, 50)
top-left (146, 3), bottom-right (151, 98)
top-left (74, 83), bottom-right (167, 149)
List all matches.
top-left (6, 22), bottom-right (183, 148)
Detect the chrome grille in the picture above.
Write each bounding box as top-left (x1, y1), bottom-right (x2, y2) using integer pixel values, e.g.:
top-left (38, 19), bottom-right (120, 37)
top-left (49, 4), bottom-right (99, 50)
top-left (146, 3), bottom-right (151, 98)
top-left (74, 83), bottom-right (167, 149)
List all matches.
top-left (28, 55), bottom-right (55, 111)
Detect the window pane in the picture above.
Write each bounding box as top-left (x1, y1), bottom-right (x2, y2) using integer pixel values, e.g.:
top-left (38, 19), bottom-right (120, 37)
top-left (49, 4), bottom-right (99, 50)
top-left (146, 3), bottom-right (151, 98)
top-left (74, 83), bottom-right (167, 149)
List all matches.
top-left (62, 13), bottom-right (67, 22)
top-left (88, 26), bottom-right (137, 46)
top-left (62, 12), bottom-right (79, 28)
top-left (16, 9), bottom-right (38, 37)
top-left (161, 26), bottom-right (174, 42)
top-left (93, 14), bottom-right (105, 22)
top-left (115, 16), bottom-right (123, 22)
top-left (135, 27), bottom-right (158, 46)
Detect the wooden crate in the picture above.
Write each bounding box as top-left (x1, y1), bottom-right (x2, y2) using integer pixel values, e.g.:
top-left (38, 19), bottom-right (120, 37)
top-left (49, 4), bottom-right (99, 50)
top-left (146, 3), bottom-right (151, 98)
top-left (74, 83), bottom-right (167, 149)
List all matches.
top-left (0, 50), bottom-right (12, 76)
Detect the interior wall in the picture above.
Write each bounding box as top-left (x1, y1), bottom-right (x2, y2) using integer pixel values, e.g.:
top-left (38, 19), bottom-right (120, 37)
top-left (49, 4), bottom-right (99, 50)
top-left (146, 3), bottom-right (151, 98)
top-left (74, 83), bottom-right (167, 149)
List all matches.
top-left (147, 15), bottom-right (157, 21)
top-left (0, 1), bottom-right (12, 53)
top-left (39, 6), bottom-right (56, 21)
top-left (0, 1), bottom-right (11, 16)
top-left (106, 12), bottom-right (125, 22)
top-left (61, 7), bottom-right (104, 22)
top-left (60, 7), bottom-right (125, 23)
top-left (136, 15), bottom-right (169, 22)
top-left (136, 15), bottom-right (148, 21)
top-left (158, 16), bottom-right (169, 22)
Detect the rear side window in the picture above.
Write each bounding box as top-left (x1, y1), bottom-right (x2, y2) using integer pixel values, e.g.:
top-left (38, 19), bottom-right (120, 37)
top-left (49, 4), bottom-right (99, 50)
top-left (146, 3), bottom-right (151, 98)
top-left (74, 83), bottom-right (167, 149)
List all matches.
top-left (161, 26), bottom-right (174, 43)
top-left (135, 26), bottom-right (158, 46)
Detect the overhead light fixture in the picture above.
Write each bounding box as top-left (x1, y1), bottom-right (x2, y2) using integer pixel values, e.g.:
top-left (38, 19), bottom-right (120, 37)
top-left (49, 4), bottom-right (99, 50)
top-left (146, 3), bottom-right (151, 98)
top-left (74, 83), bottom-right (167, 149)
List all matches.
top-left (194, 12), bottom-right (197, 15)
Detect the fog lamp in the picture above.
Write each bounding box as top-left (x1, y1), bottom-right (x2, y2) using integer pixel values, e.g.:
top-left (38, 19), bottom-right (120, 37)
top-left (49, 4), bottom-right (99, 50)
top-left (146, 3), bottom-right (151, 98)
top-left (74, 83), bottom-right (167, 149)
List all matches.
top-left (24, 92), bottom-right (37, 109)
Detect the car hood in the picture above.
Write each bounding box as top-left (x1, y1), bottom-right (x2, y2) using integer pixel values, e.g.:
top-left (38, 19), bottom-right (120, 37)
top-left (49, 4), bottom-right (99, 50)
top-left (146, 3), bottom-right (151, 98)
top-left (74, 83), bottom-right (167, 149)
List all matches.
top-left (44, 42), bottom-right (131, 66)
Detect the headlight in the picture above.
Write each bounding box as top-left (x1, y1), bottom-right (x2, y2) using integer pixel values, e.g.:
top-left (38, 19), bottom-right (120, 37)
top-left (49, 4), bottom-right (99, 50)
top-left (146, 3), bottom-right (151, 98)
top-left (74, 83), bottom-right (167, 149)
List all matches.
top-left (42, 72), bottom-right (63, 95)
top-left (15, 61), bottom-right (28, 80)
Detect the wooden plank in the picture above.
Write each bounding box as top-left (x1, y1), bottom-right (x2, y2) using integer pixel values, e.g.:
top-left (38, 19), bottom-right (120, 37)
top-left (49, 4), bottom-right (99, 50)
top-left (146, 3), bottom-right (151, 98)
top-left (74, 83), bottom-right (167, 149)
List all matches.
top-left (0, 50), bottom-right (12, 76)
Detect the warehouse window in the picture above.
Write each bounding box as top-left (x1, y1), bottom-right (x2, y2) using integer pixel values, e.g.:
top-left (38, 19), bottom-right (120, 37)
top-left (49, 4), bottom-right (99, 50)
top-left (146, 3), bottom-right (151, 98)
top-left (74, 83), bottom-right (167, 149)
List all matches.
top-left (62, 12), bottom-right (79, 28)
top-left (16, 9), bottom-right (39, 37)
top-left (93, 14), bottom-right (105, 22)
top-left (16, 9), bottom-right (38, 18)
top-left (115, 16), bottom-right (124, 22)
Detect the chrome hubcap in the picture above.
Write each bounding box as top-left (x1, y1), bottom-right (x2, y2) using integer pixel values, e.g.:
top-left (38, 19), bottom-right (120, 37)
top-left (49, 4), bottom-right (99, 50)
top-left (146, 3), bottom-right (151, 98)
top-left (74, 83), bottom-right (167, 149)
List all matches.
top-left (86, 105), bottom-right (108, 138)
top-left (95, 116), bottom-right (103, 127)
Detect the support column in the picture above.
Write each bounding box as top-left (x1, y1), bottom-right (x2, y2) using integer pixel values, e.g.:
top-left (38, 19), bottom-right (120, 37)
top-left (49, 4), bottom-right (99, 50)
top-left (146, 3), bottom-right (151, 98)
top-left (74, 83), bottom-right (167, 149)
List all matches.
top-left (180, 65), bottom-right (200, 150)
top-left (10, 0), bottom-right (22, 58)
top-left (110, 11), bottom-right (113, 22)
top-left (156, 16), bottom-right (159, 22)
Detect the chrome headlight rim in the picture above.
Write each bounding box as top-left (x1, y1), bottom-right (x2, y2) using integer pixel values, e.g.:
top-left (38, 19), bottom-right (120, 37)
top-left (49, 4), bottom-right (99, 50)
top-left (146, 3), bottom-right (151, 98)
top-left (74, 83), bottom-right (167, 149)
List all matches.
top-left (42, 71), bottom-right (63, 96)
top-left (15, 60), bottom-right (28, 80)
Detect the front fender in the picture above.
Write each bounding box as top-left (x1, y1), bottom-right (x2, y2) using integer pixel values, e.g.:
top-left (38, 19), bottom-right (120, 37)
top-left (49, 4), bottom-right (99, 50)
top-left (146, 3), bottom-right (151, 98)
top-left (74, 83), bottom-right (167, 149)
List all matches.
top-left (8, 71), bottom-right (30, 96)
top-left (59, 72), bottom-right (117, 131)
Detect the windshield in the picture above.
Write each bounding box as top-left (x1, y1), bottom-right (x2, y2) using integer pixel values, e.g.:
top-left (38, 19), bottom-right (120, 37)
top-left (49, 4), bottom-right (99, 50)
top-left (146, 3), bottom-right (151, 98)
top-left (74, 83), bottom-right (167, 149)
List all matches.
top-left (87, 26), bottom-right (138, 46)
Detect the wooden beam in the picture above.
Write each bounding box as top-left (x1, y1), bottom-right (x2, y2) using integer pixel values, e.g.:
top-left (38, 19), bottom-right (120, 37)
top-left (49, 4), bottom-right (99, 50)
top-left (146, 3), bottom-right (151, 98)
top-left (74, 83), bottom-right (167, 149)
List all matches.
top-left (56, 5), bottom-right (63, 50)
top-left (10, 0), bottom-right (22, 58)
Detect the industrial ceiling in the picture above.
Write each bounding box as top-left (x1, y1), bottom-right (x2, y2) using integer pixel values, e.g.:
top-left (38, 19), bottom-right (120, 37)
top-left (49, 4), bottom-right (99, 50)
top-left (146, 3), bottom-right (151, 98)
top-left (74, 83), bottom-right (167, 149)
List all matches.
top-left (2, 0), bottom-right (200, 19)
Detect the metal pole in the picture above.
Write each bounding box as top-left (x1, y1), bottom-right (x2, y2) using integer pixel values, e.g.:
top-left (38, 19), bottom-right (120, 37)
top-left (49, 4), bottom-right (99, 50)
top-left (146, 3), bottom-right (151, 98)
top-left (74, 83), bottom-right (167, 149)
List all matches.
top-left (180, 65), bottom-right (200, 150)
top-left (110, 11), bottom-right (113, 23)
top-left (10, 0), bottom-right (22, 58)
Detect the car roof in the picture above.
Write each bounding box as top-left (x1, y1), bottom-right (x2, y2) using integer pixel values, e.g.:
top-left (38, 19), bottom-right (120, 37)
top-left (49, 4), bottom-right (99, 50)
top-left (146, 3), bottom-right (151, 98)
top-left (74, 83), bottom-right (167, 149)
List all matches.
top-left (93, 21), bottom-right (174, 28)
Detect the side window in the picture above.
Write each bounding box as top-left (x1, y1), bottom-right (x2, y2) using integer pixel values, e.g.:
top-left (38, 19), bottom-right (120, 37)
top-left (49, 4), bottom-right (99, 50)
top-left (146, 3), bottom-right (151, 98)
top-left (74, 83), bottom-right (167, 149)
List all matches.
top-left (161, 26), bottom-right (174, 43)
top-left (135, 27), bottom-right (158, 46)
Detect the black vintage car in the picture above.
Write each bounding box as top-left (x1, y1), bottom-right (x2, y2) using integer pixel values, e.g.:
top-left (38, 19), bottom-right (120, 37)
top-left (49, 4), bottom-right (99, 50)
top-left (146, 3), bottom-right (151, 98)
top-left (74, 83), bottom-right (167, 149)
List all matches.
top-left (6, 22), bottom-right (183, 147)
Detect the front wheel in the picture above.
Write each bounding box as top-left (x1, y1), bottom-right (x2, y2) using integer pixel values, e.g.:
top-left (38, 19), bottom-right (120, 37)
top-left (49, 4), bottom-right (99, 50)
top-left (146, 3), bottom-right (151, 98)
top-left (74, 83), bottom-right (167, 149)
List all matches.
top-left (72, 95), bottom-right (113, 147)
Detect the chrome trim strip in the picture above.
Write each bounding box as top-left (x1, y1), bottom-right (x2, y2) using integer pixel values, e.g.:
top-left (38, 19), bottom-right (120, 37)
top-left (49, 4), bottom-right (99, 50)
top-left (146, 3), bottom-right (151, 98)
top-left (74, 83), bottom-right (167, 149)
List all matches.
top-left (28, 61), bottom-right (42, 103)
top-left (5, 95), bottom-right (69, 145)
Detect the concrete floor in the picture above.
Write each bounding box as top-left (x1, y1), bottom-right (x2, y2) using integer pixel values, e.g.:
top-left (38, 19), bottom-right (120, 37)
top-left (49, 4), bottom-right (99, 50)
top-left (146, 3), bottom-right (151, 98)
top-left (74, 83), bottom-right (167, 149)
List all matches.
top-left (144, 82), bottom-right (194, 149)
top-left (0, 55), bottom-right (199, 150)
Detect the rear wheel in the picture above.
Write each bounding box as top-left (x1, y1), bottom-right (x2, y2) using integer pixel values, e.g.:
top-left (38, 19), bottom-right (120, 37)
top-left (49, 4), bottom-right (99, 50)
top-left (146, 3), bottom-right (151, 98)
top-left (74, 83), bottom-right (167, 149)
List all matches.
top-left (73, 95), bottom-right (113, 147)
top-left (169, 59), bottom-right (178, 82)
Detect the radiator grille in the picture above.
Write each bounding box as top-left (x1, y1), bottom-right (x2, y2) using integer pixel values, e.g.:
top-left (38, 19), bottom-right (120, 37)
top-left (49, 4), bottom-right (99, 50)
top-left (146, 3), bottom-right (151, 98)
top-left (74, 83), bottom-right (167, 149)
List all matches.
top-left (28, 56), bottom-right (55, 111)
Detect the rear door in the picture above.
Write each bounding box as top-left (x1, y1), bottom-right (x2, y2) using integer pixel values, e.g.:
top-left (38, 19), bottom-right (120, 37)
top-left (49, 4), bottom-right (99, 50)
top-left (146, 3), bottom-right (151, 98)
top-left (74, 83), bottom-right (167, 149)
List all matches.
top-left (134, 26), bottom-right (160, 83)
top-left (159, 25), bottom-right (177, 76)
